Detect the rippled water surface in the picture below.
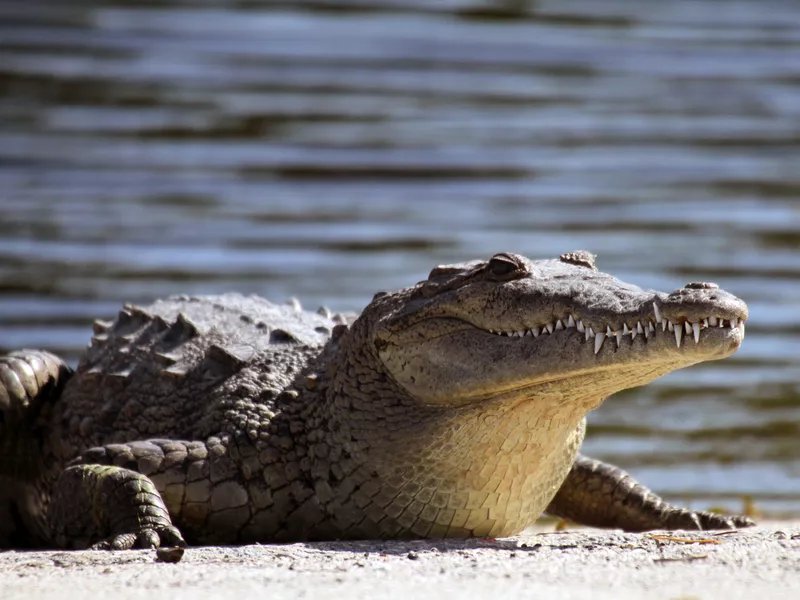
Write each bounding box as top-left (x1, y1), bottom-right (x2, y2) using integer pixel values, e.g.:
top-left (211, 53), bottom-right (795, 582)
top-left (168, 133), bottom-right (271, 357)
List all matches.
top-left (1, 0), bottom-right (799, 515)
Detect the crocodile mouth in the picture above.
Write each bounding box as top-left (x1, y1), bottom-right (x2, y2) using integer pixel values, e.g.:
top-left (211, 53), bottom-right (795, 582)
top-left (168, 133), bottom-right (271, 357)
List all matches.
top-left (482, 302), bottom-right (746, 355)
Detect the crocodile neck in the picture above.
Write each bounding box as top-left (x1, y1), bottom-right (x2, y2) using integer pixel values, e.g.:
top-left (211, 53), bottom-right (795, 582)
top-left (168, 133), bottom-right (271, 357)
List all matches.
top-left (277, 315), bottom-right (592, 539)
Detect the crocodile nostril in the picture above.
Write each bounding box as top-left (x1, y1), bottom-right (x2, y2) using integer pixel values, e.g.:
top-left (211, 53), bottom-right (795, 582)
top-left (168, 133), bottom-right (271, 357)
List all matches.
top-left (684, 282), bottom-right (719, 290)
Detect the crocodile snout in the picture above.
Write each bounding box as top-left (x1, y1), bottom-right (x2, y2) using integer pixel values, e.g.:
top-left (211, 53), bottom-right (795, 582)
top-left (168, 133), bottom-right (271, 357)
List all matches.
top-left (659, 281), bottom-right (748, 325)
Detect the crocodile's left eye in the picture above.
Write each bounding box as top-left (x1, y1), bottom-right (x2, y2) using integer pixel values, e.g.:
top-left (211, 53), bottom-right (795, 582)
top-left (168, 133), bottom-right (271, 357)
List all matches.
top-left (487, 253), bottom-right (522, 279)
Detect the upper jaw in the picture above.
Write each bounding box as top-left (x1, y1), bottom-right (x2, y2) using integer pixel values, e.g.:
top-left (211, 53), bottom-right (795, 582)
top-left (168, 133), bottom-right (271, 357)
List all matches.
top-left (433, 287), bottom-right (748, 355)
top-left (483, 301), bottom-right (746, 355)
top-left (379, 268), bottom-right (748, 355)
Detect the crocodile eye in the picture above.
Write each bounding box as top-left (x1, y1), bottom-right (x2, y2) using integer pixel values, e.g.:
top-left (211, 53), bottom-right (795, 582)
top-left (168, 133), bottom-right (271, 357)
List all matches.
top-left (487, 253), bottom-right (521, 279)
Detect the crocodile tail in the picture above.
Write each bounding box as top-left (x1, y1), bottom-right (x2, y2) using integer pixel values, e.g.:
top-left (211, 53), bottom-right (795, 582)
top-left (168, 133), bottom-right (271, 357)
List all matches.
top-left (0, 350), bottom-right (73, 438)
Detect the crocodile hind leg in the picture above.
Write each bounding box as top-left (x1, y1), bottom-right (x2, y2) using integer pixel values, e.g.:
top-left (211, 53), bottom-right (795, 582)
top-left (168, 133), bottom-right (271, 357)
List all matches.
top-left (545, 454), bottom-right (754, 532)
top-left (0, 350), bottom-right (72, 432)
top-left (47, 437), bottom-right (246, 549)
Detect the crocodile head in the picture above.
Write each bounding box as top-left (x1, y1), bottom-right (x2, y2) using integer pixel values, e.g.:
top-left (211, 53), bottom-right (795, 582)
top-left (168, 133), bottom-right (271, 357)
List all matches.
top-left (372, 250), bottom-right (747, 412)
top-left (318, 250), bottom-right (747, 538)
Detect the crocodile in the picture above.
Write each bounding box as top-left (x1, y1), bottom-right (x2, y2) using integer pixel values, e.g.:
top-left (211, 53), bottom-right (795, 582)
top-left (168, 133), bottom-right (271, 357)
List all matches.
top-left (0, 250), bottom-right (752, 550)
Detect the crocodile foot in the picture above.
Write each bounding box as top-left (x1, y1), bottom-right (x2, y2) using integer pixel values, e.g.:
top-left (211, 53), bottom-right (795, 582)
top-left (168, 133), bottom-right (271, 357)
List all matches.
top-left (660, 508), bottom-right (754, 532)
top-left (547, 455), bottom-right (756, 532)
top-left (48, 464), bottom-right (186, 550)
top-left (91, 525), bottom-right (185, 551)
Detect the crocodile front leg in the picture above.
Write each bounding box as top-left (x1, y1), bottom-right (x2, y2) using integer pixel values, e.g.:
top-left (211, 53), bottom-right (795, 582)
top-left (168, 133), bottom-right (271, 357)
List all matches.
top-left (546, 454), bottom-right (755, 532)
top-left (47, 437), bottom-right (245, 549)
top-left (48, 463), bottom-right (184, 549)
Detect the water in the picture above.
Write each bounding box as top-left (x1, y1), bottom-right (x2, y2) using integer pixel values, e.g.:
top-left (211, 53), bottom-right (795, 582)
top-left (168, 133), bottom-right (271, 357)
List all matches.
top-left (0, 0), bottom-right (798, 516)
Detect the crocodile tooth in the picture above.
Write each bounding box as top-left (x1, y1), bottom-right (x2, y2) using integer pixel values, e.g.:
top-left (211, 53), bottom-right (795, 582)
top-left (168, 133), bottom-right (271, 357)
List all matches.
top-left (622, 323), bottom-right (630, 336)
top-left (709, 316), bottom-right (718, 326)
top-left (576, 320), bottom-right (585, 333)
top-left (653, 303), bottom-right (662, 323)
top-left (531, 326), bottom-right (540, 337)
top-left (720, 319), bottom-right (725, 327)
top-left (730, 317), bottom-right (738, 329)
top-left (555, 319), bottom-right (564, 330)
top-left (683, 322), bottom-right (691, 335)
top-left (545, 322), bottom-right (554, 334)
top-left (317, 306), bottom-right (332, 319)
top-left (702, 318), bottom-right (709, 328)
top-left (615, 330), bottom-right (623, 348)
top-left (692, 322), bottom-right (701, 344)
top-left (606, 326), bottom-right (614, 338)
top-left (594, 332), bottom-right (605, 355)
top-left (740, 322), bottom-right (746, 335)
top-left (567, 315), bottom-right (575, 328)
top-left (667, 320), bottom-right (674, 331)
top-left (586, 326), bottom-right (594, 341)
top-left (647, 322), bottom-right (655, 337)
top-left (636, 321), bottom-right (644, 336)
top-left (285, 297), bottom-right (302, 312)
top-left (674, 326), bottom-right (682, 348)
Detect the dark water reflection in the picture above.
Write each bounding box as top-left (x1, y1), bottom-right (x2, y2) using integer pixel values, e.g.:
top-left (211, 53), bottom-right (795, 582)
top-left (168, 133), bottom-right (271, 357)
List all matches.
top-left (0, 0), bottom-right (798, 515)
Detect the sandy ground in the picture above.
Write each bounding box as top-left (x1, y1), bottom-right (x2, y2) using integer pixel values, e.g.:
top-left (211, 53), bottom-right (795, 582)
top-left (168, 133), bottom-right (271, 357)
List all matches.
top-left (1, 522), bottom-right (798, 600)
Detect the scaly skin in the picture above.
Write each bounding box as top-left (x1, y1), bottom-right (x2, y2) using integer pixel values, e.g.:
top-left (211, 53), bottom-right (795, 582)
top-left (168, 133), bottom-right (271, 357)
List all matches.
top-left (0, 251), bottom-right (752, 549)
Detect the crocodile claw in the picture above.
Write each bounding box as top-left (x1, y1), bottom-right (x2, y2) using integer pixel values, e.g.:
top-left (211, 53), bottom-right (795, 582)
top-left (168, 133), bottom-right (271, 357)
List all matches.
top-left (689, 511), bottom-right (755, 530)
top-left (91, 525), bottom-right (186, 551)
